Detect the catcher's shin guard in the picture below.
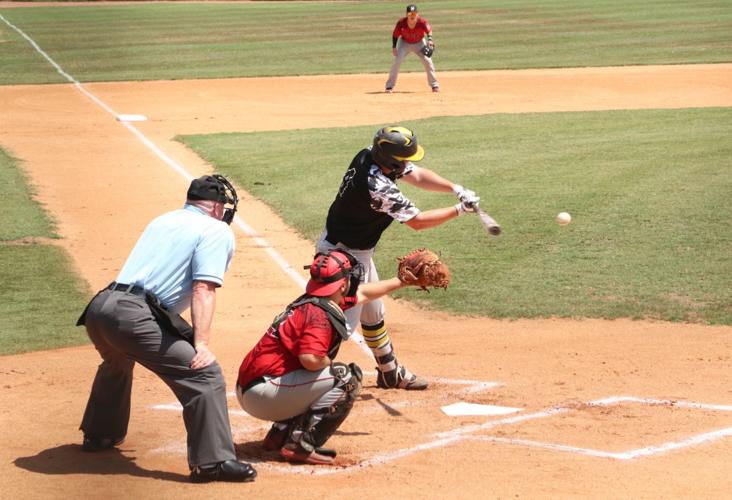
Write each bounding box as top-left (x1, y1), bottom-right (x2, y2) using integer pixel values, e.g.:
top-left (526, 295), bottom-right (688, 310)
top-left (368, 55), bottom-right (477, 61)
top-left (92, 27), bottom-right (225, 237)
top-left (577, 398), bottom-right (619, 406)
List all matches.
top-left (363, 321), bottom-right (429, 390)
top-left (262, 419), bottom-right (294, 451)
top-left (285, 362), bottom-right (362, 459)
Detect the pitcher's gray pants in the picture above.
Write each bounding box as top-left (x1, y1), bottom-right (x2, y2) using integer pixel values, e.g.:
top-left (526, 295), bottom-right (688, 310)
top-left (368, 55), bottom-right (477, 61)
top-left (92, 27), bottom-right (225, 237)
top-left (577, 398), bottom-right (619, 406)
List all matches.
top-left (80, 289), bottom-right (237, 468)
top-left (385, 39), bottom-right (439, 90)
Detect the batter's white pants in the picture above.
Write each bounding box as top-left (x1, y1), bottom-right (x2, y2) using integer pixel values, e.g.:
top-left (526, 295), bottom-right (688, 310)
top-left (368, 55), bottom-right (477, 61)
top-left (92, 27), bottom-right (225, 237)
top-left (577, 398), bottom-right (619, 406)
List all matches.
top-left (315, 230), bottom-right (385, 333)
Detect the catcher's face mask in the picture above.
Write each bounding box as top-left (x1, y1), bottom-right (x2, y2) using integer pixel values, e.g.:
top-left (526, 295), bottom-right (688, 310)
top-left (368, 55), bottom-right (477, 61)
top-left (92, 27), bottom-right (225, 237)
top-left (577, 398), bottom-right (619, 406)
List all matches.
top-left (305, 250), bottom-right (364, 298)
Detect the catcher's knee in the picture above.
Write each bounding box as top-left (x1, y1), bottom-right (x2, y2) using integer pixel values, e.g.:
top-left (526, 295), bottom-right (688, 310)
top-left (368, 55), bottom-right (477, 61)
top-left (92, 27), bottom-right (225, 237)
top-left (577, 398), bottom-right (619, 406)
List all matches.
top-left (291, 362), bottom-right (362, 451)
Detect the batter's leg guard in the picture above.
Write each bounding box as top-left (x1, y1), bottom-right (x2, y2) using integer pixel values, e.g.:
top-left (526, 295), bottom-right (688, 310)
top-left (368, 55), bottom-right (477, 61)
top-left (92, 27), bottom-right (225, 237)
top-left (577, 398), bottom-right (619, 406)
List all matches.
top-left (362, 321), bottom-right (428, 391)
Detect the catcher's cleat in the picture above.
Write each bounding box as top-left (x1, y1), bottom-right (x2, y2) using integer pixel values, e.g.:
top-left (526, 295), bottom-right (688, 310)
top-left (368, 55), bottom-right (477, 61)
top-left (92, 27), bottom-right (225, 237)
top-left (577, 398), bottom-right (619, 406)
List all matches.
top-left (385, 87), bottom-right (393, 94)
top-left (82, 435), bottom-right (125, 452)
top-left (376, 365), bottom-right (429, 390)
top-left (279, 443), bottom-right (335, 465)
top-left (190, 460), bottom-right (257, 483)
top-left (262, 424), bottom-right (289, 451)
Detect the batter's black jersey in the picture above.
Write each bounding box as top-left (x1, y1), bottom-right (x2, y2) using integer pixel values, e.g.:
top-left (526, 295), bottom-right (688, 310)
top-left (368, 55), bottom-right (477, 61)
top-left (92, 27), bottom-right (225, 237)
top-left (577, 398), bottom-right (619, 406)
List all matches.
top-left (325, 148), bottom-right (420, 250)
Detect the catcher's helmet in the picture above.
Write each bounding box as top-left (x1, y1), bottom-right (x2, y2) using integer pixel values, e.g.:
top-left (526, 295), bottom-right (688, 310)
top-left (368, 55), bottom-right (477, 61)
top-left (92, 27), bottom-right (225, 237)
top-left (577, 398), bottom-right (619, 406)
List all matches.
top-left (305, 250), bottom-right (364, 298)
top-left (371, 126), bottom-right (425, 173)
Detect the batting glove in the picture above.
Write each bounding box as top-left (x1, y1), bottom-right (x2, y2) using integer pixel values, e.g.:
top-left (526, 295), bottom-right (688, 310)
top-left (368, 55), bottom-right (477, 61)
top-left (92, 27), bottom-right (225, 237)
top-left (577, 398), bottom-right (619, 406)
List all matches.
top-left (454, 200), bottom-right (478, 216)
top-left (453, 185), bottom-right (479, 205)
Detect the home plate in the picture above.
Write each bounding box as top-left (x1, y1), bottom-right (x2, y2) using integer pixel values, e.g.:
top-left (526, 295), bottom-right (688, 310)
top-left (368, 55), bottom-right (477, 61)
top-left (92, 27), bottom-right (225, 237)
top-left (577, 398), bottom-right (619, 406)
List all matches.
top-left (441, 402), bottom-right (522, 417)
top-left (116, 114), bottom-right (147, 122)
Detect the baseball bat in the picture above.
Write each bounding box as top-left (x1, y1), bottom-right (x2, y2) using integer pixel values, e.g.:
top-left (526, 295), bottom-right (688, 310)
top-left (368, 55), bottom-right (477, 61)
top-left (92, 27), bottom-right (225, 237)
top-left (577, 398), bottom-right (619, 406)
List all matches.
top-left (474, 204), bottom-right (501, 236)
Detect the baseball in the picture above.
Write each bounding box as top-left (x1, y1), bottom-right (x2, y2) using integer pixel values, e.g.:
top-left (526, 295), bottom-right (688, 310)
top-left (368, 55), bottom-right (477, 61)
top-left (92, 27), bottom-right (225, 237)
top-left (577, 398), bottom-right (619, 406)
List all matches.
top-left (555, 211), bottom-right (571, 225)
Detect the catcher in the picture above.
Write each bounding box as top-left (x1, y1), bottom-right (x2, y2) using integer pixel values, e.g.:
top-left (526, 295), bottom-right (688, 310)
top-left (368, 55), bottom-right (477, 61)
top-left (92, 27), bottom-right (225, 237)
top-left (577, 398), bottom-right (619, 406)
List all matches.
top-left (315, 126), bottom-right (479, 390)
top-left (236, 248), bottom-right (448, 465)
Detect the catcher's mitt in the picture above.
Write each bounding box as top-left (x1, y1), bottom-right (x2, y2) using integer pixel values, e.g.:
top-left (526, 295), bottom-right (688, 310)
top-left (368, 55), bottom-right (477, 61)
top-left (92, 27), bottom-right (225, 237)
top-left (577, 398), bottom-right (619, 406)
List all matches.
top-left (421, 45), bottom-right (434, 58)
top-left (397, 248), bottom-right (450, 291)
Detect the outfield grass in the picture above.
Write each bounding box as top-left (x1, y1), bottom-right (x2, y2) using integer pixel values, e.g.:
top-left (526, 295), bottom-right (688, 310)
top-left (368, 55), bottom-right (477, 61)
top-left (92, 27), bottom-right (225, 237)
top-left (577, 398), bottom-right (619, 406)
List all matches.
top-left (179, 107), bottom-right (732, 325)
top-left (1, 0), bottom-right (731, 84)
top-left (0, 149), bottom-right (90, 355)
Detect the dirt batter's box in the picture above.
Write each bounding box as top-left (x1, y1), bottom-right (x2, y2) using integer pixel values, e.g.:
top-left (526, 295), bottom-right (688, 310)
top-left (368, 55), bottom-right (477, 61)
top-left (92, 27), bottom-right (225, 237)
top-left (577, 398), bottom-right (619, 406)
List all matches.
top-left (149, 392), bottom-right (732, 474)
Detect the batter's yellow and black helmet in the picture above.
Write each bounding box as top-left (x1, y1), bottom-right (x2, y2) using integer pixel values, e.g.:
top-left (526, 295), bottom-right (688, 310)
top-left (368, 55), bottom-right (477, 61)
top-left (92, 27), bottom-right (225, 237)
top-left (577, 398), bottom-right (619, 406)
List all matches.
top-left (371, 126), bottom-right (425, 173)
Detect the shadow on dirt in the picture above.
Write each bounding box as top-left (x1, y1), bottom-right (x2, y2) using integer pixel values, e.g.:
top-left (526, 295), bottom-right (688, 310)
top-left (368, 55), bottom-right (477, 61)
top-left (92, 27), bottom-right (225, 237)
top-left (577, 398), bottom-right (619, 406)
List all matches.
top-left (14, 444), bottom-right (188, 482)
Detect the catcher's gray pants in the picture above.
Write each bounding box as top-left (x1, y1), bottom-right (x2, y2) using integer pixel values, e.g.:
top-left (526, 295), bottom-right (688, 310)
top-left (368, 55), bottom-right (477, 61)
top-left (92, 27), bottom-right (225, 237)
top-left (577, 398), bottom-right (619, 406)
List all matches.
top-left (236, 367), bottom-right (341, 422)
top-left (315, 231), bottom-right (384, 333)
top-left (385, 39), bottom-right (439, 90)
top-left (80, 289), bottom-right (237, 468)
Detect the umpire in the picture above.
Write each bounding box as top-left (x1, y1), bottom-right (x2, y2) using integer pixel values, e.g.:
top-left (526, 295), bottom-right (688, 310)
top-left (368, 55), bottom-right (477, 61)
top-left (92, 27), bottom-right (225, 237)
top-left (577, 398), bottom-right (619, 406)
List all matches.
top-left (77, 175), bottom-right (256, 483)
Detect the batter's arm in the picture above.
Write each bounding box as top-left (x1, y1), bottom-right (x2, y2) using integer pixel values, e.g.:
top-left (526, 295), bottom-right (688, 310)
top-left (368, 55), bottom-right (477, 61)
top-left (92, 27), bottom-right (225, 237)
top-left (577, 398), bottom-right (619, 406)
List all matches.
top-left (402, 166), bottom-right (455, 193)
top-left (404, 206), bottom-right (460, 231)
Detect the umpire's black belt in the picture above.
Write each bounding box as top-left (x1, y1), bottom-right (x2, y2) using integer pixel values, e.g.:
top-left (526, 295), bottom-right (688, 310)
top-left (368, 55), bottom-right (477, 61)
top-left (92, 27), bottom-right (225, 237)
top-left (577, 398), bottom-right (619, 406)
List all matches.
top-left (107, 282), bottom-right (146, 297)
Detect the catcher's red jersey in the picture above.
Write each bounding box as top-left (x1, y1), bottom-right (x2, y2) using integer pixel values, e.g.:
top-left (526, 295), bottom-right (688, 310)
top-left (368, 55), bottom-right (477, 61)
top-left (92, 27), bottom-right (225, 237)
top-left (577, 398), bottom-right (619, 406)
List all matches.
top-left (392, 17), bottom-right (432, 44)
top-left (238, 298), bottom-right (356, 388)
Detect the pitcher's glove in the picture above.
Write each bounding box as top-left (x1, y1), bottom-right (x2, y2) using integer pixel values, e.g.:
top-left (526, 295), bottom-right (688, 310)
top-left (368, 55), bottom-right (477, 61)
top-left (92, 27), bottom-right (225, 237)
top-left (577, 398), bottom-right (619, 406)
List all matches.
top-left (397, 248), bottom-right (450, 291)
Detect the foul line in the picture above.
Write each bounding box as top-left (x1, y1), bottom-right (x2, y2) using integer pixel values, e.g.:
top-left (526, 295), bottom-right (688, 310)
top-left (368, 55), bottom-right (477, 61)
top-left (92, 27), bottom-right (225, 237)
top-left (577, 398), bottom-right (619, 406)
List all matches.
top-left (0, 13), bottom-right (306, 286)
top-left (1, 13), bottom-right (382, 358)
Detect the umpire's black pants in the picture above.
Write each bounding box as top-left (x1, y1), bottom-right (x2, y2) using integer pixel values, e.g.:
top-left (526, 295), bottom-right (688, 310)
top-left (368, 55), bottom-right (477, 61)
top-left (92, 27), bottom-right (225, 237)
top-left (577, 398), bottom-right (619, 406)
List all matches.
top-left (80, 288), bottom-right (237, 468)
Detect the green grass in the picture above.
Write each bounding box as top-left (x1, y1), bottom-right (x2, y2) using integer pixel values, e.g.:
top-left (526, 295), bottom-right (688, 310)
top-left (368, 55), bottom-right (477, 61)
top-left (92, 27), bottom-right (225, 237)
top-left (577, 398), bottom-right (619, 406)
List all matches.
top-left (0, 245), bottom-right (91, 355)
top-left (1, 0), bottom-right (731, 84)
top-left (0, 148), bottom-right (56, 240)
top-left (0, 148), bottom-right (90, 355)
top-left (179, 107), bottom-right (732, 325)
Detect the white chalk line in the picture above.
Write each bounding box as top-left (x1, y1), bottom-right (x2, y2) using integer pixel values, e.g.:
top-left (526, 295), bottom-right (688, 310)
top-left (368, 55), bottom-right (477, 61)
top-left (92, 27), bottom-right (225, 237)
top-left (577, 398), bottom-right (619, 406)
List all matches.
top-left (466, 396), bottom-right (732, 462)
top-left (1, 12), bottom-right (370, 360)
top-left (151, 394), bottom-right (732, 471)
top-left (272, 396), bottom-right (732, 474)
top-left (588, 395), bottom-right (732, 412)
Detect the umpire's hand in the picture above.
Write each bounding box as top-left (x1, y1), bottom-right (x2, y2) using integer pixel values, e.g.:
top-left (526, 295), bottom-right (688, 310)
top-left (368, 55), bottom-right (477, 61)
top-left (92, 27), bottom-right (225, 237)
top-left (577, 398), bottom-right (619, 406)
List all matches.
top-left (191, 343), bottom-right (216, 370)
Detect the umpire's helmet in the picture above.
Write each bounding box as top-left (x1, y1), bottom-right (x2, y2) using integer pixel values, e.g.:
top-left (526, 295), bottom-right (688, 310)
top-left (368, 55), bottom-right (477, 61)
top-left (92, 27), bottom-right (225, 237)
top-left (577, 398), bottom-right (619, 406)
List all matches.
top-left (371, 126), bottom-right (425, 174)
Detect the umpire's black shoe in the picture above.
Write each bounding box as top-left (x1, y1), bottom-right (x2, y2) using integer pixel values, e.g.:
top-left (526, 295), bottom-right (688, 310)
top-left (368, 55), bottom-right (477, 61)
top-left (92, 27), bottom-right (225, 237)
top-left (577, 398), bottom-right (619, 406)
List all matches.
top-left (82, 435), bottom-right (125, 452)
top-left (190, 460), bottom-right (257, 483)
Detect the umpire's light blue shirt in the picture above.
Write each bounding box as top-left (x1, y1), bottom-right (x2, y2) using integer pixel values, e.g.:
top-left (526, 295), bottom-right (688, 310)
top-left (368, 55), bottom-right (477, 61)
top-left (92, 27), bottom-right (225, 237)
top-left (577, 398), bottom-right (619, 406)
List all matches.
top-left (116, 204), bottom-right (235, 314)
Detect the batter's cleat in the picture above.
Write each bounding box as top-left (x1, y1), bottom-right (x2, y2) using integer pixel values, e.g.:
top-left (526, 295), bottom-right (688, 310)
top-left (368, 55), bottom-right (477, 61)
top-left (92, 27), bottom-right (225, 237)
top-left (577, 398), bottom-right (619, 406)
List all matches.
top-left (190, 460), bottom-right (257, 483)
top-left (385, 87), bottom-right (393, 93)
top-left (82, 435), bottom-right (125, 452)
top-left (262, 424), bottom-right (290, 451)
top-left (280, 443), bottom-right (335, 465)
top-left (376, 365), bottom-right (429, 390)
top-left (432, 86), bottom-right (441, 93)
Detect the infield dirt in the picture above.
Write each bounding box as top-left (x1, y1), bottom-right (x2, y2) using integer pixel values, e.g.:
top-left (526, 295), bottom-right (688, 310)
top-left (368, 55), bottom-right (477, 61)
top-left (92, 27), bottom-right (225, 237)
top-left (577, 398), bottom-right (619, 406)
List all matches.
top-left (1, 66), bottom-right (731, 499)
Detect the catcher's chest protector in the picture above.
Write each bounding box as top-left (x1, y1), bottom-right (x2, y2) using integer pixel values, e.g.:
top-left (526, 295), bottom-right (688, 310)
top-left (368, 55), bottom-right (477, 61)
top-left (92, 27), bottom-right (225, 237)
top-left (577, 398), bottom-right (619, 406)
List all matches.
top-left (270, 295), bottom-right (349, 359)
